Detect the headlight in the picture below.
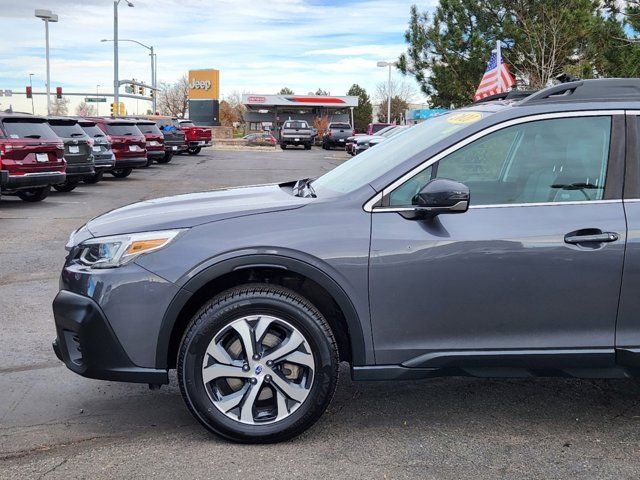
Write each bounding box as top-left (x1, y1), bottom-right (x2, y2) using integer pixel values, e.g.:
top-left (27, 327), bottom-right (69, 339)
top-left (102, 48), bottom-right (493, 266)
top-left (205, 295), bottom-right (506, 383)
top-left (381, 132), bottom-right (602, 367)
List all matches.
top-left (77, 229), bottom-right (184, 268)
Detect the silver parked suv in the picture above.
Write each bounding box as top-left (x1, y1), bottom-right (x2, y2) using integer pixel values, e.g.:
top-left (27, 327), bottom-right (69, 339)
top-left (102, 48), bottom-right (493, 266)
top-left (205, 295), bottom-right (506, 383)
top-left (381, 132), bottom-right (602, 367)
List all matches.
top-left (53, 79), bottom-right (640, 443)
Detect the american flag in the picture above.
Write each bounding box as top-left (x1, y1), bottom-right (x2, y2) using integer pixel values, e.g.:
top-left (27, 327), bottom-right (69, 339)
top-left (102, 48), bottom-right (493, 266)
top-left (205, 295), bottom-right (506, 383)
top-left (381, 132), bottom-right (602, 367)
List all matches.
top-left (473, 46), bottom-right (516, 102)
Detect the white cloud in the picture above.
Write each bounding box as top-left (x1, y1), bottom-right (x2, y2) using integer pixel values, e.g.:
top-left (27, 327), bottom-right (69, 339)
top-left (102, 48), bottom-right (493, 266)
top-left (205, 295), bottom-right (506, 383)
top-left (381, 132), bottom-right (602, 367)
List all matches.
top-left (0, 0), bottom-right (435, 114)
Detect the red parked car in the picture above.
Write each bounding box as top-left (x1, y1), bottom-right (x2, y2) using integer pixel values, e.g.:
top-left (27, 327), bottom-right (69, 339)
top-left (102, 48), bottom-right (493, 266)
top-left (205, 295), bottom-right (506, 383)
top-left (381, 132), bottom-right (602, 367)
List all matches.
top-left (86, 117), bottom-right (147, 178)
top-left (133, 120), bottom-right (165, 166)
top-left (0, 113), bottom-right (66, 202)
top-left (177, 119), bottom-right (212, 155)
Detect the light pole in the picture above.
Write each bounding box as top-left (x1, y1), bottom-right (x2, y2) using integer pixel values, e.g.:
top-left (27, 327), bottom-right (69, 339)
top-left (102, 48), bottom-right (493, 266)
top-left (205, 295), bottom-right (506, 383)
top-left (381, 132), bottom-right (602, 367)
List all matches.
top-left (111, 0), bottom-right (135, 116)
top-left (377, 61), bottom-right (397, 123)
top-left (35, 9), bottom-right (58, 116)
top-left (28, 73), bottom-right (35, 114)
top-left (101, 36), bottom-right (156, 112)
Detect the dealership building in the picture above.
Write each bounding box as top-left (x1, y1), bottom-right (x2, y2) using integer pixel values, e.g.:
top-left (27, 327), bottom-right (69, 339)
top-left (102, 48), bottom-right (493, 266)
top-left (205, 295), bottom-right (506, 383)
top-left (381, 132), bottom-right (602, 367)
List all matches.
top-left (242, 94), bottom-right (359, 135)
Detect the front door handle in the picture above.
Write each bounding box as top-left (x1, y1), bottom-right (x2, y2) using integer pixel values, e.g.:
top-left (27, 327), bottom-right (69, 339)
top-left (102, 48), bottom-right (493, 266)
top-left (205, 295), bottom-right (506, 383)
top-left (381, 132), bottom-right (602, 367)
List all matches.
top-left (564, 231), bottom-right (619, 244)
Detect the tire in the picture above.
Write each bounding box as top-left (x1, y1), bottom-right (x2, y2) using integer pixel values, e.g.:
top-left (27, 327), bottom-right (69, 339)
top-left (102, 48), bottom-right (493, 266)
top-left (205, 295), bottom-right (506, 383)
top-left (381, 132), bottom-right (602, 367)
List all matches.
top-left (157, 152), bottom-right (173, 164)
top-left (187, 147), bottom-right (202, 155)
top-left (83, 171), bottom-right (104, 184)
top-left (53, 179), bottom-right (78, 192)
top-left (110, 168), bottom-right (132, 178)
top-left (304, 144), bottom-right (312, 150)
top-left (17, 185), bottom-right (50, 202)
top-left (178, 284), bottom-right (339, 444)
top-left (280, 144), bottom-right (287, 150)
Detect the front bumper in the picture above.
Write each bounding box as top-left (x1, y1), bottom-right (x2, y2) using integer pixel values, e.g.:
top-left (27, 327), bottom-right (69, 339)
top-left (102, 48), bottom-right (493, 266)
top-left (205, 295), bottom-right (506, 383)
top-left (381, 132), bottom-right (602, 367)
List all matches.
top-left (111, 156), bottom-right (148, 169)
top-left (1, 171), bottom-right (66, 190)
top-left (52, 290), bottom-right (169, 384)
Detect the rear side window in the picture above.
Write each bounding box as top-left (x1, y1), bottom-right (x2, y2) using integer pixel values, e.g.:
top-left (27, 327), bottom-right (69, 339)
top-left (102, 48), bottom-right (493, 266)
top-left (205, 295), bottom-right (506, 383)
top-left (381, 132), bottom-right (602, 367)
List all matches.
top-left (1, 120), bottom-right (58, 139)
top-left (48, 122), bottom-right (86, 138)
top-left (136, 123), bottom-right (162, 135)
top-left (81, 124), bottom-right (105, 138)
top-left (104, 124), bottom-right (142, 136)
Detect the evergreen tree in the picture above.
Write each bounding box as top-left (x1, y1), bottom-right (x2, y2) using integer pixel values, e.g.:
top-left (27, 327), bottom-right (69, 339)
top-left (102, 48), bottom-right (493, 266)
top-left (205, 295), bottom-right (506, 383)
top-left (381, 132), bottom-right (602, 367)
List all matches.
top-left (399, 1), bottom-right (640, 108)
top-left (346, 84), bottom-right (373, 132)
top-left (278, 87), bottom-right (294, 95)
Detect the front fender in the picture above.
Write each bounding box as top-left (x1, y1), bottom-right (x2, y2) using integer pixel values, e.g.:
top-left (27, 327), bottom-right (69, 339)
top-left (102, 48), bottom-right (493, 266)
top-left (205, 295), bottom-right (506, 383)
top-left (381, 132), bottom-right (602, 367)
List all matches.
top-left (155, 250), bottom-right (372, 368)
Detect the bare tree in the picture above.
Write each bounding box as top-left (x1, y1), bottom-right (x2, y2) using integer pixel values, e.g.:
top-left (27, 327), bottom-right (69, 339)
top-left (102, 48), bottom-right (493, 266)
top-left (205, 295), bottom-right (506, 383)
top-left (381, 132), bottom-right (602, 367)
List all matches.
top-left (219, 90), bottom-right (246, 127)
top-left (75, 101), bottom-right (96, 117)
top-left (158, 75), bottom-right (189, 117)
top-left (374, 78), bottom-right (416, 105)
top-left (50, 97), bottom-right (70, 116)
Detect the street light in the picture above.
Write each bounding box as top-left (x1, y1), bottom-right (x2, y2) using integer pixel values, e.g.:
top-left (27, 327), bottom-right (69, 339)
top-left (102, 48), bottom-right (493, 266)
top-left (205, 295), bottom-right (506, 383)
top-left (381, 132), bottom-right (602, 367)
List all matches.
top-left (111, 0), bottom-right (135, 115)
top-left (101, 37), bottom-right (156, 112)
top-left (35, 9), bottom-right (58, 115)
top-left (377, 60), bottom-right (397, 123)
top-left (28, 73), bottom-right (35, 114)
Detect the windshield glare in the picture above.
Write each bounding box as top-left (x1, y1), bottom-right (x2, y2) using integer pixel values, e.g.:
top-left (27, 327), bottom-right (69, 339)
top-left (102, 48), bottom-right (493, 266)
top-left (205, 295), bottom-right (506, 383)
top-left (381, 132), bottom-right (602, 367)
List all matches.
top-left (312, 111), bottom-right (483, 195)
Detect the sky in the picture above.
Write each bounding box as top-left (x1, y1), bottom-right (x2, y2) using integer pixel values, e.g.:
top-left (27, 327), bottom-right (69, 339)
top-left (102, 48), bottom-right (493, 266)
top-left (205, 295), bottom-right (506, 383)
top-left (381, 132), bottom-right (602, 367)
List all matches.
top-left (0, 0), bottom-right (436, 115)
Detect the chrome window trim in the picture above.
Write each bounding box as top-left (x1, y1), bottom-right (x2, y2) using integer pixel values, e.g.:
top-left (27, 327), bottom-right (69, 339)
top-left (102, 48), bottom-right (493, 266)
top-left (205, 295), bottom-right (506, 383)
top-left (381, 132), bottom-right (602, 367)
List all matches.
top-left (363, 110), bottom-right (624, 213)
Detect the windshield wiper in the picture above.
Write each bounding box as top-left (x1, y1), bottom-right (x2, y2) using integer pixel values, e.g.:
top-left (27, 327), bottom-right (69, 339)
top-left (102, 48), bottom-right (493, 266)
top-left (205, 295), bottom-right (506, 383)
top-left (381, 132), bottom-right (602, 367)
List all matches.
top-left (23, 134), bottom-right (42, 139)
top-left (292, 178), bottom-right (317, 198)
top-left (70, 133), bottom-right (85, 137)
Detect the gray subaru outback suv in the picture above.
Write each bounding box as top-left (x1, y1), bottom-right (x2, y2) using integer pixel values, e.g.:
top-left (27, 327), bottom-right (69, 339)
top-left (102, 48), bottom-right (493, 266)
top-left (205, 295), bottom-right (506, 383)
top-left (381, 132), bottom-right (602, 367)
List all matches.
top-left (53, 79), bottom-right (640, 443)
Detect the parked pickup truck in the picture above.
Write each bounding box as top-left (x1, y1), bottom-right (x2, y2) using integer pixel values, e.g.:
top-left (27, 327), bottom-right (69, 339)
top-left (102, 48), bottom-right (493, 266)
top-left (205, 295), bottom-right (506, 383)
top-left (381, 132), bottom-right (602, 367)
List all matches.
top-left (178, 120), bottom-right (212, 155)
top-left (280, 120), bottom-right (313, 150)
top-left (322, 122), bottom-right (353, 150)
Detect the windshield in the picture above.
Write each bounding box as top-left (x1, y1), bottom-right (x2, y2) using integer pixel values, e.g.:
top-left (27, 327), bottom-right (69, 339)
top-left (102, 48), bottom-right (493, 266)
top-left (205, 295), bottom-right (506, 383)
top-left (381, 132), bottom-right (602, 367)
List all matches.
top-left (384, 126), bottom-right (409, 138)
top-left (312, 111), bottom-right (485, 195)
top-left (330, 123), bottom-right (351, 129)
top-left (371, 123), bottom-right (390, 133)
top-left (48, 122), bottom-right (86, 138)
top-left (81, 124), bottom-right (105, 138)
top-left (1, 119), bottom-right (58, 139)
top-left (105, 124), bottom-right (142, 136)
top-left (137, 123), bottom-right (162, 135)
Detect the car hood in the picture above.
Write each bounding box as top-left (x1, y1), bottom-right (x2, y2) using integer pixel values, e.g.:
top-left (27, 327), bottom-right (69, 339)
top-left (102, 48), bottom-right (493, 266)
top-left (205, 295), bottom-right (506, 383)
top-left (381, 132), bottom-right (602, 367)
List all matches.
top-left (84, 183), bottom-right (309, 237)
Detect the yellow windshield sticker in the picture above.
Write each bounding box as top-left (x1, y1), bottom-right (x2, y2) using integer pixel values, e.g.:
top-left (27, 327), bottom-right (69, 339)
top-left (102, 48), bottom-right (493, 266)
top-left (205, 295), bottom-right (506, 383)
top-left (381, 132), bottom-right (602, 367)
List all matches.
top-left (446, 112), bottom-right (483, 124)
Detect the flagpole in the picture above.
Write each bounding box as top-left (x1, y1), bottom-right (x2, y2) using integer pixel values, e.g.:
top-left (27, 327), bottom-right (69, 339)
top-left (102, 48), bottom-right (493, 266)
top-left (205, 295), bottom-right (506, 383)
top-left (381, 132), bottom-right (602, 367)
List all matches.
top-left (496, 40), bottom-right (502, 90)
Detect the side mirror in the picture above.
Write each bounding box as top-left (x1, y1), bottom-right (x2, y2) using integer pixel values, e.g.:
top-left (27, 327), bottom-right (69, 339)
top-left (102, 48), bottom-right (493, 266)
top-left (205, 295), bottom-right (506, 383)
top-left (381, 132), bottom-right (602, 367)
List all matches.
top-left (403, 178), bottom-right (470, 219)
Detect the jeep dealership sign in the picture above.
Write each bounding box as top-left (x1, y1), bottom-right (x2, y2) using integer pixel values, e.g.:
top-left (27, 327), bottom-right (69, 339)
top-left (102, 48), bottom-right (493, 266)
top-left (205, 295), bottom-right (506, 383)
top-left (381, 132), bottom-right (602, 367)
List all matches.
top-left (188, 69), bottom-right (219, 100)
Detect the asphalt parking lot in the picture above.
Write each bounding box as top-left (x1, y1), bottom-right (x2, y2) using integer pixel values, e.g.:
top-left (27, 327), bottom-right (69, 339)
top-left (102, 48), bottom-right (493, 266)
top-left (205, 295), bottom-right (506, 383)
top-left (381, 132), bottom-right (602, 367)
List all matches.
top-left (2, 146), bottom-right (640, 479)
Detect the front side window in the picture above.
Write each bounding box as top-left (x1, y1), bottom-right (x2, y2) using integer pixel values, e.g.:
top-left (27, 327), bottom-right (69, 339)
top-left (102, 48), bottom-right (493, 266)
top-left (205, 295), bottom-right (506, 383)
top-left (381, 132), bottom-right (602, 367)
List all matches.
top-left (388, 116), bottom-right (611, 206)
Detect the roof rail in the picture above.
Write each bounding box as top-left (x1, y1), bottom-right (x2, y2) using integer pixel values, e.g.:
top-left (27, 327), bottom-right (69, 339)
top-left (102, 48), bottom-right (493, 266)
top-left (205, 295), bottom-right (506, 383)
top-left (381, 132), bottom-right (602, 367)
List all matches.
top-left (518, 78), bottom-right (640, 105)
top-left (474, 90), bottom-right (536, 104)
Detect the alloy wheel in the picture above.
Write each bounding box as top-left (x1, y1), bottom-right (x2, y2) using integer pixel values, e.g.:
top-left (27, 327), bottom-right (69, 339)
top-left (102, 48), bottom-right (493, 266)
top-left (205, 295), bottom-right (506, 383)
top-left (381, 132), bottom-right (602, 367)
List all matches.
top-left (201, 314), bottom-right (315, 425)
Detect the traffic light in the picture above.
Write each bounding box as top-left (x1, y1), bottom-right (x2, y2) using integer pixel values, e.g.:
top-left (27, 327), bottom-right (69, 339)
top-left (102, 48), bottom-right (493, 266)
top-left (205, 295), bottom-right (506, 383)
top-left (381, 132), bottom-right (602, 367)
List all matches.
top-left (56, 87), bottom-right (62, 99)
top-left (26, 86), bottom-right (32, 98)
top-left (138, 85), bottom-right (145, 96)
top-left (119, 102), bottom-right (125, 116)
top-left (110, 102), bottom-right (118, 116)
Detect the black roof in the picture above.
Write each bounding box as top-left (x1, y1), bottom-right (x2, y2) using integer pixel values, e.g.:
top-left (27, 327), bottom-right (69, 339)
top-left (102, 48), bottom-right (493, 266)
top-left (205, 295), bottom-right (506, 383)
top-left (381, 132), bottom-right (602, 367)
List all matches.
top-left (517, 78), bottom-right (640, 105)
